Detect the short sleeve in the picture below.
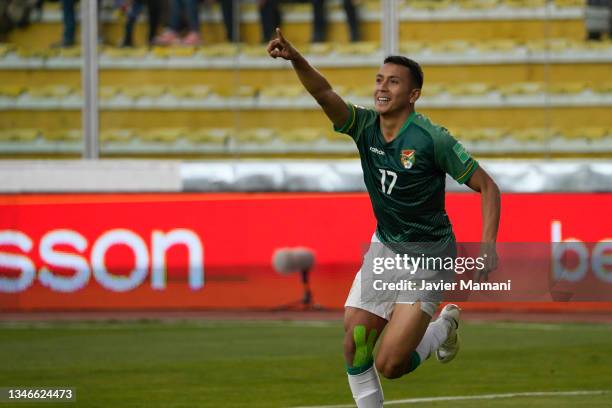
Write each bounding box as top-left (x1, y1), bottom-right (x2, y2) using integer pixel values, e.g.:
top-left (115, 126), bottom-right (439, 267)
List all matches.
top-left (333, 103), bottom-right (378, 142)
top-left (433, 128), bottom-right (479, 184)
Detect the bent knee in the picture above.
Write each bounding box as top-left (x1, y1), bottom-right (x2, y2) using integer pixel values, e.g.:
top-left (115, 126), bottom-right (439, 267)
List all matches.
top-left (375, 355), bottom-right (405, 379)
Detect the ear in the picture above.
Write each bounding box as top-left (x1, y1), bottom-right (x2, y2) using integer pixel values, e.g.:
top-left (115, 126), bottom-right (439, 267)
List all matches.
top-left (409, 88), bottom-right (421, 104)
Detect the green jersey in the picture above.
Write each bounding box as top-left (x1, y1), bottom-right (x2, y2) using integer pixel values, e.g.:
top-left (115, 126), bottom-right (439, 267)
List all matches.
top-left (334, 103), bottom-right (478, 247)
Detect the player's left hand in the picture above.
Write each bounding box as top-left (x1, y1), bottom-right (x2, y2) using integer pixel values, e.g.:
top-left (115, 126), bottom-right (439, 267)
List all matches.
top-left (267, 28), bottom-right (299, 61)
top-left (475, 242), bottom-right (498, 282)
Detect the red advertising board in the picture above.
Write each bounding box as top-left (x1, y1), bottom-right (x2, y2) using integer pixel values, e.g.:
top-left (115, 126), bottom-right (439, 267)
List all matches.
top-left (0, 193), bottom-right (611, 311)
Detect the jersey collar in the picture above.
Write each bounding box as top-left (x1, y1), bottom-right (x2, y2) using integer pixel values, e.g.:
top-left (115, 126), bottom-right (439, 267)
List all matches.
top-left (377, 111), bottom-right (417, 146)
top-left (398, 111), bottom-right (417, 135)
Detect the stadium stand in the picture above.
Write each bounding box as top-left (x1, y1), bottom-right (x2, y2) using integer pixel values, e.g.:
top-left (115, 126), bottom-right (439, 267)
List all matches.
top-left (0, 0), bottom-right (610, 158)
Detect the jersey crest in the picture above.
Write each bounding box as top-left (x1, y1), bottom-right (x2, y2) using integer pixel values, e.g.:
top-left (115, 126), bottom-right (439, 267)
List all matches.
top-left (400, 149), bottom-right (416, 169)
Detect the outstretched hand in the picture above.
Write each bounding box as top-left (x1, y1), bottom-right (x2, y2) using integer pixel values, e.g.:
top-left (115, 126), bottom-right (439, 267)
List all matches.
top-left (267, 28), bottom-right (299, 61)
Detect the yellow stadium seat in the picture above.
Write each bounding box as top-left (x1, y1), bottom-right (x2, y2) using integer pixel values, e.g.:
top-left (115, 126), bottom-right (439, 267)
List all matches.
top-left (0, 128), bottom-right (40, 142)
top-left (334, 42), bottom-right (379, 55)
top-left (215, 84), bottom-right (257, 98)
top-left (242, 45), bottom-right (269, 57)
top-left (554, 0), bottom-right (584, 7)
top-left (363, 0), bottom-right (383, 12)
top-left (0, 86), bottom-right (25, 97)
top-left (169, 47), bottom-right (196, 58)
top-left (185, 128), bottom-right (230, 144)
top-left (458, 0), bottom-right (500, 9)
top-left (446, 127), bottom-right (465, 139)
top-left (476, 39), bottom-right (520, 52)
top-left (503, 0), bottom-right (546, 8)
top-left (499, 82), bottom-right (544, 96)
top-left (0, 43), bottom-right (16, 57)
top-left (100, 129), bottom-right (134, 143)
top-left (282, 2), bottom-right (311, 12)
top-left (462, 128), bottom-right (507, 142)
top-left (151, 46), bottom-right (172, 58)
top-left (240, 2), bottom-right (258, 13)
top-left (423, 83), bottom-right (446, 97)
top-left (260, 85), bottom-right (305, 99)
top-left (511, 128), bottom-right (559, 142)
top-left (323, 129), bottom-right (351, 142)
top-left (138, 128), bottom-right (185, 143)
top-left (305, 43), bottom-right (333, 55)
top-left (235, 128), bottom-right (277, 144)
top-left (430, 40), bottom-right (472, 53)
top-left (408, 0), bottom-right (453, 10)
top-left (399, 41), bottom-right (426, 54)
top-left (333, 85), bottom-right (348, 96)
top-left (152, 46), bottom-right (196, 58)
top-left (99, 86), bottom-right (120, 100)
top-left (583, 39), bottom-right (612, 50)
top-left (327, 0), bottom-right (347, 11)
top-left (591, 81), bottom-right (612, 93)
top-left (122, 86), bottom-right (167, 99)
top-left (526, 38), bottom-right (578, 52)
top-left (43, 129), bottom-right (81, 142)
top-left (200, 43), bottom-right (239, 57)
top-left (259, 86), bottom-right (285, 99)
top-left (58, 47), bottom-right (81, 58)
top-left (454, 129), bottom-right (480, 142)
top-left (563, 127), bottom-right (608, 140)
top-left (548, 82), bottom-right (587, 94)
top-left (29, 85), bottom-right (75, 98)
top-left (279, 128), bottom-right (324, 143)
top-left (447, 83), bottom-right (491, 96)
top-left (168, 85), bottom-right (211, 98)
top-left (104, 47), bottom-right (148, 59)
top-left (16, 47), bottom-right (55, 58)
top-left (481, 128), bottom-right (508, 141)
top-left (349, 85), bottom-right (374, 98)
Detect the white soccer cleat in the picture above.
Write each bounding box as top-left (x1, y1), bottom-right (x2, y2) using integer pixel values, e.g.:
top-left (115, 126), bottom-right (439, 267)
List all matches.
top-left (435, 304), bottom-right (461, 364)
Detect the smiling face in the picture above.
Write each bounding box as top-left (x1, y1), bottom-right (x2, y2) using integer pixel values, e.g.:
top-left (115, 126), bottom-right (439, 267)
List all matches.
top-left (374, 63), bottom-right (421, 115)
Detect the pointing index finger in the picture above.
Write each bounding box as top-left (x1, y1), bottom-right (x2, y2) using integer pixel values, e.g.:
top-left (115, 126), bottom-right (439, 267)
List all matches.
top-left (276, 27), bottom-right (286, 44)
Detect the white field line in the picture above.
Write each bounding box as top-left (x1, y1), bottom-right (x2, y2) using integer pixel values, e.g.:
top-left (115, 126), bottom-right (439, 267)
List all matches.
top-left (482, 322), bottom-right (612, 331)
top-left (291, 390), bottom-right (609, 408)
top-left (0, 319), bottom-right (339, 330)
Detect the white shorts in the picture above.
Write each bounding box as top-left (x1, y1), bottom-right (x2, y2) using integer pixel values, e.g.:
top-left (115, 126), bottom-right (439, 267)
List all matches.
top-left (344, 233), bottom-right (440, 320)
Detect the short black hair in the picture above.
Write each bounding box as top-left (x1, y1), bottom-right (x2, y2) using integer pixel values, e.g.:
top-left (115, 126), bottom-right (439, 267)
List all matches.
top-left (383, 55), bottom-right (424, 89)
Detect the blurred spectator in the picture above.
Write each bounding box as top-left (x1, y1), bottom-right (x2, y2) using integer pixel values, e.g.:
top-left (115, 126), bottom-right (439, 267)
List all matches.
top-left (33, 0), bottom-right (44, 21)
top-left (217, 0), bottom-right (237, 42)
top-left (259, 0), bottom-right (360, 43)
top-left (154, 0), bottom-right (236, 46)
top-left (0, 0), bottom-right (39, 40)
top-left (258, 0), bottom-right (280, 42)
top-left (119, 0), bottom-right (164, 47)
top-left (52, 0), bottom-right (104, 48)
top-left (312, 0), bottom-right (359, 43)
top-left (585, 0), bottom-right (612, 40)
top-left (58, 0), bottom-right (78, 47)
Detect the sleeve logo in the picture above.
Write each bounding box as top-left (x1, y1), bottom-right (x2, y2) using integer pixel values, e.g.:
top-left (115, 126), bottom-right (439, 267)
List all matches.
top-left (452, 142), bottom-right (471, 164)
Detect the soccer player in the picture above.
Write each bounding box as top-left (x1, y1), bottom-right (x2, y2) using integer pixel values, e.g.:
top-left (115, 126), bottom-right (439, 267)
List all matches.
top-left (267, 29), bottom-right (501, 407)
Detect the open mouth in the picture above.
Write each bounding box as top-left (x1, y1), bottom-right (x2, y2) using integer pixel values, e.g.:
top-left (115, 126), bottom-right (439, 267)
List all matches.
top-left (376, 96), bottom-right (390, 105)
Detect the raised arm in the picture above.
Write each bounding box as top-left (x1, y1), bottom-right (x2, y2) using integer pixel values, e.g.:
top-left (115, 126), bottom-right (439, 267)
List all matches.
top-left (267, 28), bottom-right (349, 128)
top-left (466, 166), bottom-right (501, 282)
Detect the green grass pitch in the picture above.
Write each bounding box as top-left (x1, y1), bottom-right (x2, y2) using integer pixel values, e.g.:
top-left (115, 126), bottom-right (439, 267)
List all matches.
top-left (0, 319), bottom-right (611, 407)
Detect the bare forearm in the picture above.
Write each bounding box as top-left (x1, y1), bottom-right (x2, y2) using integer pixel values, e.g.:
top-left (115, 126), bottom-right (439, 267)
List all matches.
top-left (291, 55), bottom-right (333, 102)
top-left (481, 181), bottom-right (501, 243)
top-left (268, 28), bottom-right (348, 127)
